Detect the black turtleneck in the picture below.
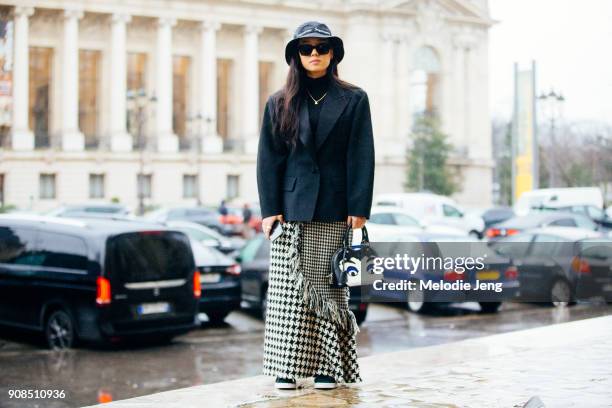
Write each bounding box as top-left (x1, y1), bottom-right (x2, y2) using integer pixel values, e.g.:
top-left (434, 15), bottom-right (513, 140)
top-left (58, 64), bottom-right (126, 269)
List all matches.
top-left (304, 72), bottom-right (331, 137)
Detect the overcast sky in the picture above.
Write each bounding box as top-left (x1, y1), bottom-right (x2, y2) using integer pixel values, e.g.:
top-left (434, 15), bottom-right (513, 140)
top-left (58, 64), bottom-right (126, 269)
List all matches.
top-left (488, 0), bottom-right (612, 125)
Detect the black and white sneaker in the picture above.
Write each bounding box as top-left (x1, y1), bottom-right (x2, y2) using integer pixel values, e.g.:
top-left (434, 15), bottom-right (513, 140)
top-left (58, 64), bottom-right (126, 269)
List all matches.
top-left (275, 376), bottom-right (297, 389)
top-left (314, 374), bottom-right (337, 389)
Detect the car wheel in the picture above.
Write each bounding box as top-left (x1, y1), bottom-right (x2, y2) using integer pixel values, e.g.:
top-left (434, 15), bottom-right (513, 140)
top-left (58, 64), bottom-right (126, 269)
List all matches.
top-left (45, 309), bottom-right (76, 350)
top-left (406, 282), bottom-right (433, 314)
top-left (550, 279), bottom-right (573, 307)
top-left (469, 230), bottom-right (482, 240)
top-left (479, 302), bottom-right (502, 313)
top-left (206, 310), bottom-right (230, 325)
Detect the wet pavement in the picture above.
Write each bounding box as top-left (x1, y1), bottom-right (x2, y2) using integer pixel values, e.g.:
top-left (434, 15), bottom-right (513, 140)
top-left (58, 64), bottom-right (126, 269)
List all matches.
top-left (81, 313), bottom-right (612, 408)
top-left (1, 301), bottom-right (611, 407)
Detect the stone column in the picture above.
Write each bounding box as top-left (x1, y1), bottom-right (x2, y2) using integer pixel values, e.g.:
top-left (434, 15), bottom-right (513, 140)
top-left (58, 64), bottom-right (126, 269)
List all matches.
top-left (464, 46), bottom-right (474, 158)
top-left (109, 13), bottom-right (132, 152)
top-left (452, 40), bottom-right (466, 150)
top-left (60, 8), bottom-right (84, 151)
top-left (11, 6), bottom-right (35, 150)
top-left (199, 20), bottom-right (223, 153)
top-left (453, 34), bottom-right (473, 155)
top-left (155, 17), bottom-right (178, 153)
top-left (379, 32), bottom-right (395, 145)
top-left (396, 34), bottom-right (412, 146)
top-left (243, 24), bottom-right (262, 155)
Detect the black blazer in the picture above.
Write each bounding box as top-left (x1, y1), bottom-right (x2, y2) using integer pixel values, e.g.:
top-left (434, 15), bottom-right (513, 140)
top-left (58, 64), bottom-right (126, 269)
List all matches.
top-left (256, 80), bottom-right (375, 222)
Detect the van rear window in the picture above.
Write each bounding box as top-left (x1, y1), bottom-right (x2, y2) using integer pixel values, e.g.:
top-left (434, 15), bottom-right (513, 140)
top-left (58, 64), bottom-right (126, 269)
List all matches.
top-left (107, 231), bottom-right (194, 283)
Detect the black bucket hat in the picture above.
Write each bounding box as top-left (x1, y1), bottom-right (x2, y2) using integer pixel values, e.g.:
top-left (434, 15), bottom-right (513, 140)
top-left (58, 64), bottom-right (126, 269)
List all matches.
top-left (284, 21), bottom-right (344, 65)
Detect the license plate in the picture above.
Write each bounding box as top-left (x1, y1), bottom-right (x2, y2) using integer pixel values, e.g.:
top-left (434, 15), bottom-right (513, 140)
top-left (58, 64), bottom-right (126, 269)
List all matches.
top-left (137, 302), bottom-right (170, 315)
top-left (477, 270), bottom-right (500, 280)
top-left (201, 273), bottom-right (221, 283)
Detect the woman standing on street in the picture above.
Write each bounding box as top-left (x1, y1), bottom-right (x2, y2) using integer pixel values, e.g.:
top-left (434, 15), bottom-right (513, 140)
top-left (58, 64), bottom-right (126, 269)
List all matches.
top-left (256, 21), bottom-right (375, 390)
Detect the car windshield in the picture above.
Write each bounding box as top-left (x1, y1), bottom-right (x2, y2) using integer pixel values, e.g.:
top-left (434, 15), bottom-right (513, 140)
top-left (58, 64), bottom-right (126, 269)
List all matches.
top-left (498, 214), bottom-right (551, 228)
top-left (179, 226), bottom-right (217, 241)
top-left (84, 207), bottom-right (124, 213)
top-left (578, 239), bottom-right (612, 259)
top-left (370, 213), bottom-right (394, 224)
top-left (573, 214), bottom-right (597, 230)
top-left (393, 213), bottom-right (420, 226)
top-left (489, 234), bottom-right (534, 258)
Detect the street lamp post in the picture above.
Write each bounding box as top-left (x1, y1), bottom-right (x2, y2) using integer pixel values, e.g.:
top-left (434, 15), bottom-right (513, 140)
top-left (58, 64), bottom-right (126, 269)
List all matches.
top-left (127, 88), bottom-right (156, 216)
top-left (537, 89), bottom-right (565, 188)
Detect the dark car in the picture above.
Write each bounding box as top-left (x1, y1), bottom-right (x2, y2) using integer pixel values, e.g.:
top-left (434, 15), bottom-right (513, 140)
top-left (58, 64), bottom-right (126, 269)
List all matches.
top-left (480, 207), bottom-right (515, 230)
top-left (489, 227), bottom-right (611, 306)
top-left (369, 233), bottom-right (520, 314)
top-left (485, 211), bottom-right (600, 241)
top-left (164, 220), bottom-right (245, 257)
top-left (0, 214), bottom-right (200, 349)
top-left (144, 207), bottom-right (233, 236)
top-left (238, 233), bottom-right (369, 324)
top-left (190, 239), bottom-right (242, 324)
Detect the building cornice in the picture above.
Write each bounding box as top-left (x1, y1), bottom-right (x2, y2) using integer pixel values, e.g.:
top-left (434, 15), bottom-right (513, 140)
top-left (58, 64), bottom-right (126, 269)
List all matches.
top-left (4, 0), bottom-right (495, 30)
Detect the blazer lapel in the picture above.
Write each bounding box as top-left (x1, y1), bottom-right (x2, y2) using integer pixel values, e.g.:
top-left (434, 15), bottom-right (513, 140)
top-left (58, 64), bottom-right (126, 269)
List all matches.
top-left (298, 100), bottom-right (317, 163)
top-left (315, 81), bottom-right (349, 151)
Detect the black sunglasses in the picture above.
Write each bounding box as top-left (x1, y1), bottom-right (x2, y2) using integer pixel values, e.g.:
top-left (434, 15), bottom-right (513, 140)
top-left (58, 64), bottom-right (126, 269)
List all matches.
top-left (298, 42), bottom-right (332, 56)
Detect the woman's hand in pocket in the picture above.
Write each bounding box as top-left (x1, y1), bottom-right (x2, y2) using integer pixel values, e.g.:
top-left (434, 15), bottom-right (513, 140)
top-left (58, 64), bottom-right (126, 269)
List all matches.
top-left (262, 214), bottom-right (284, 239)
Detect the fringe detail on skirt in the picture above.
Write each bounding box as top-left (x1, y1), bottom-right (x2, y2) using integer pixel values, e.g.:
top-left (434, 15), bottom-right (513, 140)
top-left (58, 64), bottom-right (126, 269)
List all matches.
top-left (287, 222), bottom-right (361, 336)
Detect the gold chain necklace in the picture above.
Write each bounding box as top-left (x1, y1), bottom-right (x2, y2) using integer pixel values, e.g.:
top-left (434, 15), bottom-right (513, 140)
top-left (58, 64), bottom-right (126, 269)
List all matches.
top-left (306, 89), bottom-right (327, 105)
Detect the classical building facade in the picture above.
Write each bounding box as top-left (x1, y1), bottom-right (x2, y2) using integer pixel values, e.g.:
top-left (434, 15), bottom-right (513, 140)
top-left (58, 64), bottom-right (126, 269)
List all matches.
top-left (0, 0), bottom-right (494, 213)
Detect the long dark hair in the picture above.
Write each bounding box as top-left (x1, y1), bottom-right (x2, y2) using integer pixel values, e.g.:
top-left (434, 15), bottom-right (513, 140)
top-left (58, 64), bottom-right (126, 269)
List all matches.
top-left (271, 53), bottom-right (357, 151)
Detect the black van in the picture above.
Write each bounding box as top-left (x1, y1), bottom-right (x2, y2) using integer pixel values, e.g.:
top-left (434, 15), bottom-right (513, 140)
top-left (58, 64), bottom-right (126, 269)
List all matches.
top-left (0, 214), bottom-right (200, 349)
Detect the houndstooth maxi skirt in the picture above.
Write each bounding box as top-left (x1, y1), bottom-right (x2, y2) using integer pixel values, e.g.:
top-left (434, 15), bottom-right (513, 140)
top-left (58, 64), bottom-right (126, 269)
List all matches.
top-left (262, 220), bottom-right (362, 384)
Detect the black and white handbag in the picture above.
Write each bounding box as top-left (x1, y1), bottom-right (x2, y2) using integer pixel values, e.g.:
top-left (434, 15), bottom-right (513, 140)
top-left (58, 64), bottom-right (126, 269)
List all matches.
top-left (330, 224), bottom-right (377, 288)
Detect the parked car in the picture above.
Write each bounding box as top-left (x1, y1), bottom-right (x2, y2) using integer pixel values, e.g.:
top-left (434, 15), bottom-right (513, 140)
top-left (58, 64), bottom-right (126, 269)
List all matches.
top-left (539, 204), bottom-right (612, 230)
top-left (370, 233), bottom-right (519, 314)
top-left (238, 233), bottom-right (369, 324)
top-left (373, 192), bottom-right (485, 238)
top-left (163, 220), bottom-right (244, 257)
top-left (514, 187), bottom-right (604, 216)
top-left (189, 239), bottom-right (242, 324)
top-left (45, 203), bottom-right (132, 218)
top-left (367, 206), bottom-right (467, 241)
top-left (485, 211), bottom-right (601, 241)
top-left (0, 214), bottom-right (200, 349)
top-left (143, 207), bottom-right (232, 236)
top-left (488, 227), bottom-right (610, 306)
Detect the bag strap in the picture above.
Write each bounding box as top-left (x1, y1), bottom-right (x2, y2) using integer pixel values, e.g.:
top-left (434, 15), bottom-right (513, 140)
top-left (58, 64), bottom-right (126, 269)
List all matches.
top-left (343, 221), bottom-right (371, 247)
